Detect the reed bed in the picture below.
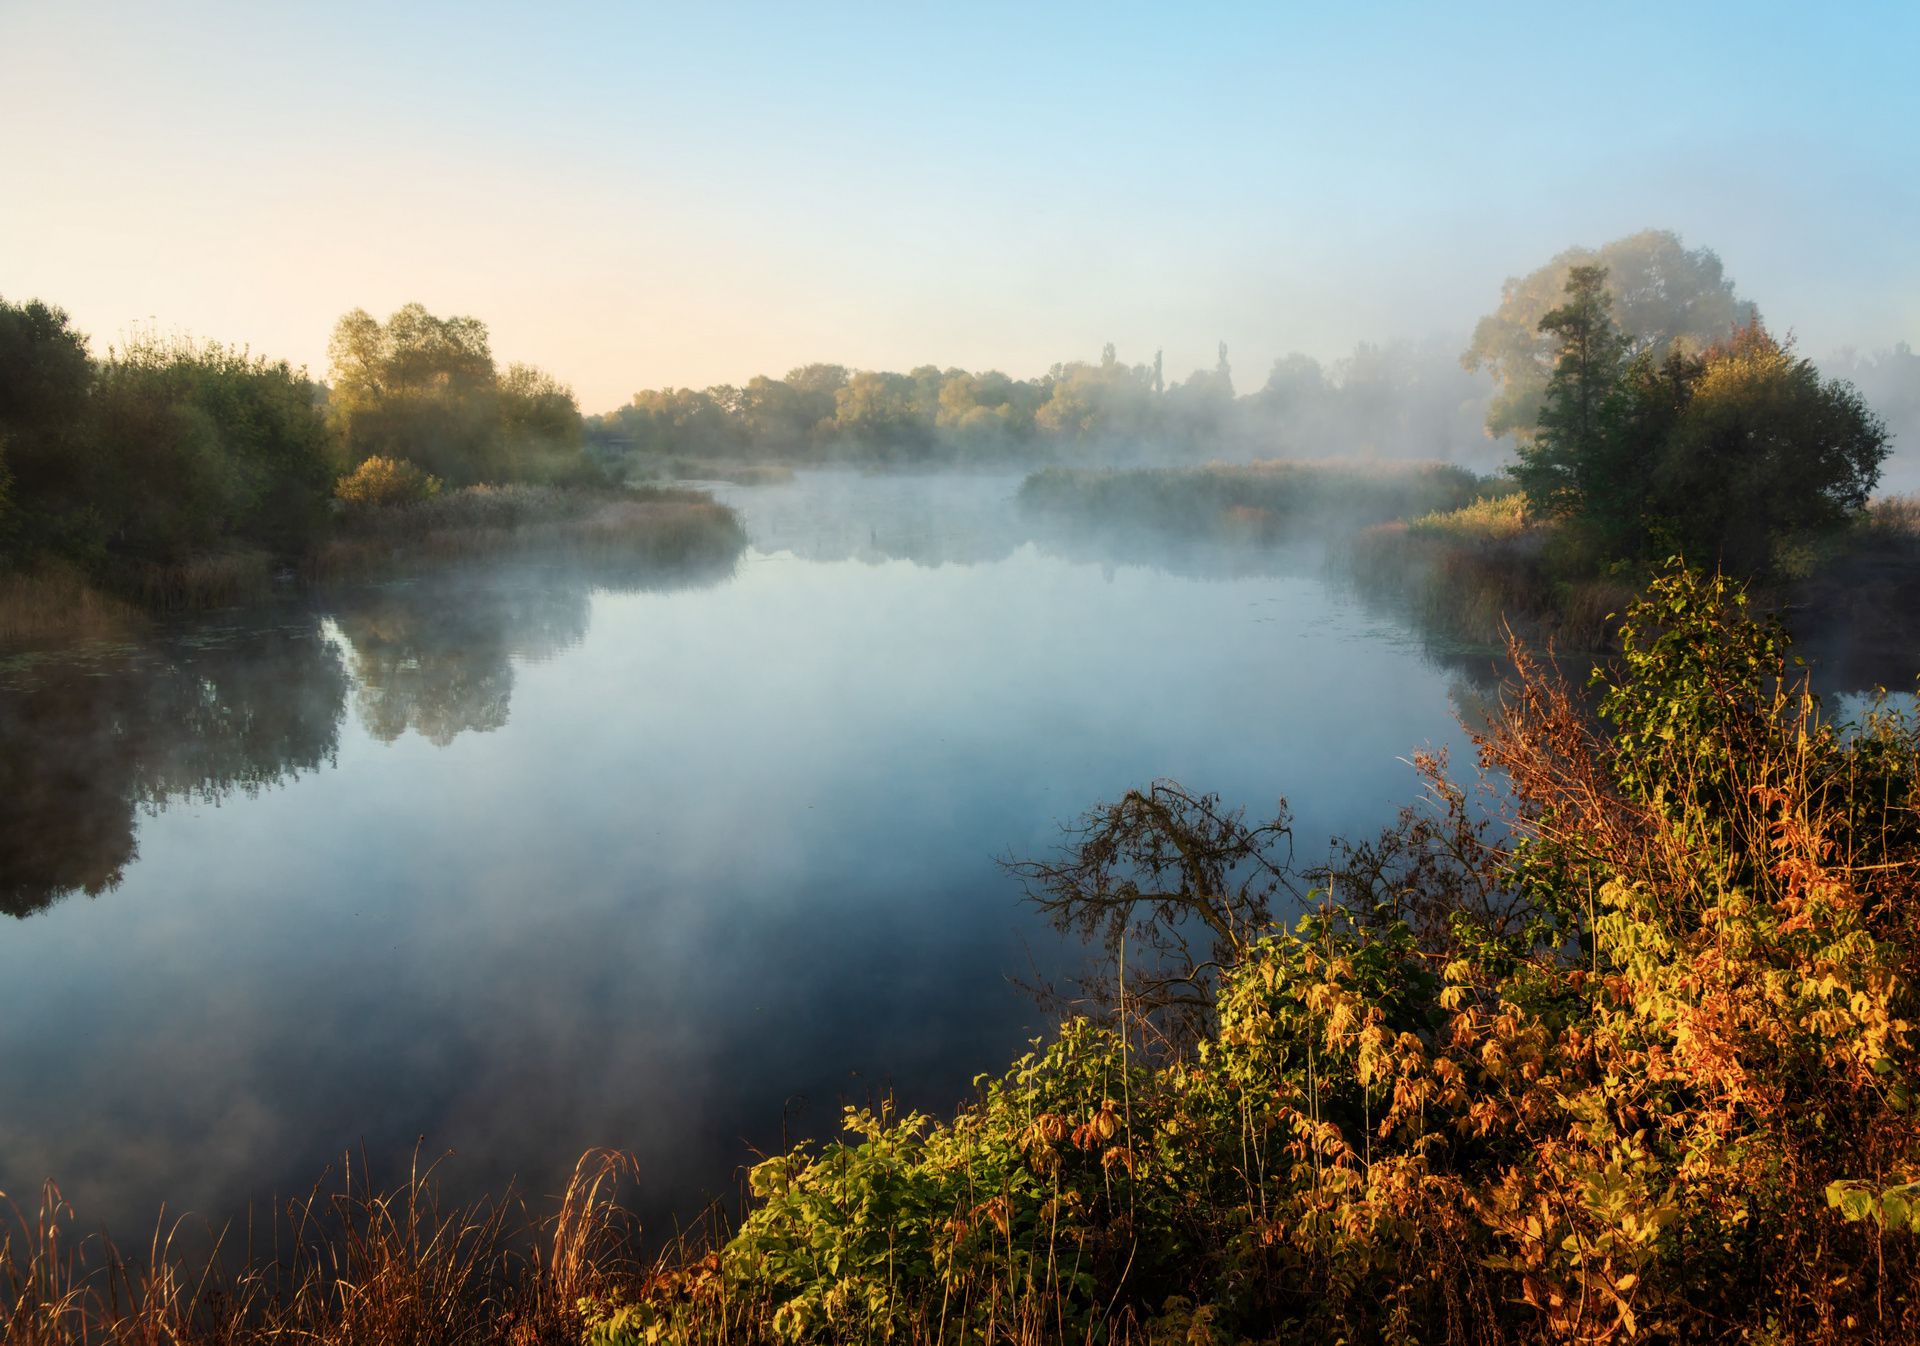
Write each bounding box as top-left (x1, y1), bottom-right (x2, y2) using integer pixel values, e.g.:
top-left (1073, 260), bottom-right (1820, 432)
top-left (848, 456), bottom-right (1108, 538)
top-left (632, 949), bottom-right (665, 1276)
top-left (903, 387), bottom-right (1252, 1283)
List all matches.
top-left (308, 486), bottom-right (747, 584)
top-left (121, 550), bottom-right (277, 611)
top-left (1, 1153), bottom-right (647, 1346)
top-left (1341, 498), bottom-right (1629, 651)
top-left (0, 566), bottom-right (141, 648)
top-left (1019, 458), bottom-right (1500, 540)
top-left (663, 460), bottom-right (797, 487)
top-left (1856, 492), bottom-right (1920, 545)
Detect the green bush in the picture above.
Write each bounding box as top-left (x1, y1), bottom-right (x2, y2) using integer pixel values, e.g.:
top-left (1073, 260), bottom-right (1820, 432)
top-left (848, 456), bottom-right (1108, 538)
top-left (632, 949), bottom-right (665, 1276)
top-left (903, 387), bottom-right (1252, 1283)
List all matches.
top-left (334, 454), bottom-right (442, 507)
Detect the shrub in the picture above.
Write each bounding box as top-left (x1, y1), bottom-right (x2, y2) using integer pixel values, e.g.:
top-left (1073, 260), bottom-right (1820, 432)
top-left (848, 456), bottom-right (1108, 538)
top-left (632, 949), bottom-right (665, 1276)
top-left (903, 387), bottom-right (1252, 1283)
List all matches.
top-left (334, 455), bottom-right (442, 508)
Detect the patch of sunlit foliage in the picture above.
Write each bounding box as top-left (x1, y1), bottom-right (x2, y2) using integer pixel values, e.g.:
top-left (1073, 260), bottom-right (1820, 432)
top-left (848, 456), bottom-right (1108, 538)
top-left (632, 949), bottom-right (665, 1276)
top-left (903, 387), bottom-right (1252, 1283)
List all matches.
top-left (1405, 490), bottom-right (1530, 543)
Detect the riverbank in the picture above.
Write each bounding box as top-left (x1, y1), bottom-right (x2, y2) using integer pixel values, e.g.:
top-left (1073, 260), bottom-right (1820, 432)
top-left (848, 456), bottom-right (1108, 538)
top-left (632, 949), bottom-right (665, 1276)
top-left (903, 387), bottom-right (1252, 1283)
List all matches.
top-left (1342, 490), bottom-right (1920, 657)
top-left (1018, 458), bottom-right (1496, 542)
top-left (0, 485), bottom-right (747, 649)
top-left (1015, 460), bottom-right (1920, 661)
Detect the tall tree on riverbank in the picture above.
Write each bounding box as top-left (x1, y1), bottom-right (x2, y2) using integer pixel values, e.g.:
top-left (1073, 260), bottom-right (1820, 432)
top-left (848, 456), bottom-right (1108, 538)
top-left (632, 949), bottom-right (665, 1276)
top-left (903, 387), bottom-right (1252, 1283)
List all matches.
top-left (0, 298), bottom-right (94, 557)
top-left (1513, 266), bottom-right (1630, 524)
top-left (327, 304), bottom-right (589, 486)
top-left (1517, 267), bottom-right (1887, 574)
top-left (1466, 229), bottom-right (1758, 442)
top-left (327, 304), bottom-right (503, 484)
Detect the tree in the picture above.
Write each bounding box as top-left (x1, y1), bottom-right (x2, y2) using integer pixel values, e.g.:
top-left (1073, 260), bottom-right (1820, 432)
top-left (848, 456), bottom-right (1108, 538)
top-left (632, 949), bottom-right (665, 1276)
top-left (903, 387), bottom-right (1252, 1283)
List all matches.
top-left (1036, 348), bottom-right (1156, 446)
top-left (1466, 229), bottom-right (1758, 441)
top-left (89, 334), bottom-right (338, 560)
top-left (326, 303), bottom-right (502, 484)
top-left (1516, 270), bottom-right (1888, 574)
top-left (497, 362), bottom-right (592, 482)
top-left (1512, 265), bottom-right (1631, 523)
top-left (832, 371), bottom-right (935, 454)
top-left (0, 297), bottom-right (94, 556)
top-left (1654, 323), bottom-right (1888, 573)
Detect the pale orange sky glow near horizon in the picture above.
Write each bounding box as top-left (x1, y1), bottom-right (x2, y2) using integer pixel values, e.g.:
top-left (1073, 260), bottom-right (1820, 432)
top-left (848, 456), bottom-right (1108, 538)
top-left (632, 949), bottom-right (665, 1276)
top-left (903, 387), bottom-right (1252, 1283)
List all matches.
top-left (4, 1), bottom-right (1914, 415)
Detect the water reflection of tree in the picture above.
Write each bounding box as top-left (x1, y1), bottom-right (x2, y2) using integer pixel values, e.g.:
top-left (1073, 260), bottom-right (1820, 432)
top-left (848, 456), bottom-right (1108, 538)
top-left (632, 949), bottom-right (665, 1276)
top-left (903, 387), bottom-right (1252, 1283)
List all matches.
top-left (325, 555), bottom-right (739, 747)
top-left (1, 621), bottom-right (349, 919)
top-left (326, 575), bottom-right (590, 746)
top-left (3, 553), bottom-right (744, 920)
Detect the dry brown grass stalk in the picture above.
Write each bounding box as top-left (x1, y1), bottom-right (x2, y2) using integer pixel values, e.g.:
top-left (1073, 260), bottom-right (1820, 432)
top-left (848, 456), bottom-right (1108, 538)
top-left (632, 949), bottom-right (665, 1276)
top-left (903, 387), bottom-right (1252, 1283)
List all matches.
top-left (1, 1152), bottom-right (645, 1346)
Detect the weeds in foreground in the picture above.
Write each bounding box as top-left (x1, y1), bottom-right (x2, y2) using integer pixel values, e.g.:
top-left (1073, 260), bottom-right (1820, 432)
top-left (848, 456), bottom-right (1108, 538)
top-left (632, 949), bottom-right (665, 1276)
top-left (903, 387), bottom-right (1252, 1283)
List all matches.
top-left (1, 1153), bottom-right (641, 1346)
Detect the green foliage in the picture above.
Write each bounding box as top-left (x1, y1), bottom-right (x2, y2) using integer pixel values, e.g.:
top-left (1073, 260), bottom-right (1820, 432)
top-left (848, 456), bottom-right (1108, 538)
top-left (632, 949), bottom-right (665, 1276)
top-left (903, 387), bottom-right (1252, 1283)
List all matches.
top-left (1654, 323), bottom-right (1890, 573)
top-left (327, 304), bottom-right (593, 488)
top-left (1516, 268), bottom-right (1888, 576)
top-left (0, 296), bottom-right (94, 558)
top-left (589, 338), bottom-right (1494, 468)
top-left (1512, 265), bottom-right (1632, 523)
top-left (1404, 491), bottom-right (1528, 542)
top-left (1466, 229), bottom-right (1758, 442)
top-left (335, 454), bottom-right (442, 507)
top-left (88, 333), bottom-right (337, 562)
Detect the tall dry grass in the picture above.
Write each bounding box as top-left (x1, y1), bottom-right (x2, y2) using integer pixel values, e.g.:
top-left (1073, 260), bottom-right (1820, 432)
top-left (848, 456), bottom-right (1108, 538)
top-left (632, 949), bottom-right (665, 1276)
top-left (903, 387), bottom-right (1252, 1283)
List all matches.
top-left (307, 486), bottom-right (746, 584)
top-left (1341, 500), bottom-right (1629, 652)
top-left (0, 567), bottom-right (142, 647)
top-left (122, 551), bottom-right (277, 611)
top-left (1, 1153), bottom-right (644, 1346)
top-left (1019, 459), bottom-right (1500, 540)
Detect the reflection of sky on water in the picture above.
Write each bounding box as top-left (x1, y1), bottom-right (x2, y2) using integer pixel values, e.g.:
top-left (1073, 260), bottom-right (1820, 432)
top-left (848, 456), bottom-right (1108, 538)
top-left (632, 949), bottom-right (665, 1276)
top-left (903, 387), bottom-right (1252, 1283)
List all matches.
top-left (1, 475), bottom-right (1513, 1241)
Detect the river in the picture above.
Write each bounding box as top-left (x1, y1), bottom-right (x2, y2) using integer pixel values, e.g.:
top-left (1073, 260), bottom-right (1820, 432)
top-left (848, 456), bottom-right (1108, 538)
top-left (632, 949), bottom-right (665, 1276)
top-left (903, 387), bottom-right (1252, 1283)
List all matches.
top-left (0, 470), bottom-right (1495, 1240)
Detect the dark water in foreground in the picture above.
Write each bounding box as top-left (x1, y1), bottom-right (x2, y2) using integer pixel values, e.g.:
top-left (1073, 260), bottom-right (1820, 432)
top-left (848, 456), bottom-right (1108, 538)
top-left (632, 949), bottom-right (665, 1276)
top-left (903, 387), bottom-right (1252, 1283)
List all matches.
top-left (1, 472), bottom-right (1504, 1240)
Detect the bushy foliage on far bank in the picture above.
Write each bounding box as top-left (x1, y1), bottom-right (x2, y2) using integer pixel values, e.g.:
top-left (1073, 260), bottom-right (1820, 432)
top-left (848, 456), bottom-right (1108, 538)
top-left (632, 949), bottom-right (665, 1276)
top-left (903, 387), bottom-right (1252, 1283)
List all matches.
top-left (590, 564), bottom-right (1920, 1344)
top-left (1516, 266), bottom-right (1887, 577)
top-left (0, 296), bottom-right (680, 623)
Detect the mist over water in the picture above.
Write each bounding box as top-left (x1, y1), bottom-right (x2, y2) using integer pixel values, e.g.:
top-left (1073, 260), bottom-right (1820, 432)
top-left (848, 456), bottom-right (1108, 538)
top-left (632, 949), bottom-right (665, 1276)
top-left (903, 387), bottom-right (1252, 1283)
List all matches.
top-left (0, 472), bottom-right (1495, 1240)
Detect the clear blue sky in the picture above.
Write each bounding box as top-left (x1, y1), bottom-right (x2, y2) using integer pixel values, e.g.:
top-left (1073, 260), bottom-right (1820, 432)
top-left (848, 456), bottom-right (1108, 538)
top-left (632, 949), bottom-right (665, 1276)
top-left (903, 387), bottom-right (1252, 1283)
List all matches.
top-left (2, 0), bottom-right (1914, 412)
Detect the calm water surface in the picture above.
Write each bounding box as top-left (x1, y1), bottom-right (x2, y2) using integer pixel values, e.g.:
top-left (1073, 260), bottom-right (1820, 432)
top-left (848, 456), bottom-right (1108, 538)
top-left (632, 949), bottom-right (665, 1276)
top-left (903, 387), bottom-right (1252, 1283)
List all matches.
top-left (0, 472), bottom-right (1493, 1238)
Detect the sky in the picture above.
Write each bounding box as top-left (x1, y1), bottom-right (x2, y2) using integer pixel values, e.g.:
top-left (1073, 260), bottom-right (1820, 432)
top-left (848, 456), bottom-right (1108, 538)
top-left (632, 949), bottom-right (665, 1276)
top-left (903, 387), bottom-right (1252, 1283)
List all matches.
top-left (2, 0), bottom-right (1915, 414)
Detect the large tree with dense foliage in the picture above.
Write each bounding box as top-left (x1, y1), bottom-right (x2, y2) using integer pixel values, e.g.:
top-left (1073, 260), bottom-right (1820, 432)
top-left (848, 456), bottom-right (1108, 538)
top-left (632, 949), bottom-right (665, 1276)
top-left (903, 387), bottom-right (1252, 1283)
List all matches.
top-left (1655, 321), bottom-right (1889, 572)
top-left (327, 303), bottom-right (504, 484)
top-left (0, 297), bottom-right (94, 556)
top-left (1511, 264), bottom-right (1632, 523)
top-left (87, 335), bottom-right (338, 561)
top-left (327, 304), bottom-right (591, 486)
top-left (1519, 268), bottom-right (1885, 574)
top-left (1466, 229), bottom-right (1758, 442)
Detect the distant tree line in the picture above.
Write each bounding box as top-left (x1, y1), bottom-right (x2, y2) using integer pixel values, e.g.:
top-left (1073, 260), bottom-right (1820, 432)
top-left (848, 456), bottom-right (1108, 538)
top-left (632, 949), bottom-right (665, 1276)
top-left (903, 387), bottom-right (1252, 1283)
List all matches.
top-left (588, 337), bottom-right (1505, 467)
top-left (589, 230), bottom-right (1910, 475)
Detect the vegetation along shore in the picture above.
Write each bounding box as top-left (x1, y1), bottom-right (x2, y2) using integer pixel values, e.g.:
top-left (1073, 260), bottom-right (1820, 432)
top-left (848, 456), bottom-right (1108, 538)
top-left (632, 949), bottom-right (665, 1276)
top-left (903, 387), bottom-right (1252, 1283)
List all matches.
top-left (0, 300), bottom-right (745, 645)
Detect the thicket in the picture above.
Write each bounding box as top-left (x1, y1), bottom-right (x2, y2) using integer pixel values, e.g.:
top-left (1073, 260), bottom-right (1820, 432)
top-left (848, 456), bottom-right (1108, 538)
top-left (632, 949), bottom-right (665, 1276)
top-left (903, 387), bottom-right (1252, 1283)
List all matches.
top-left (1513, 267), bottom-right (1887, 577)
top-left (580, 564), bottom-right (1920, 1344)
top-left (0, 297), bottom-right (660, 619)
